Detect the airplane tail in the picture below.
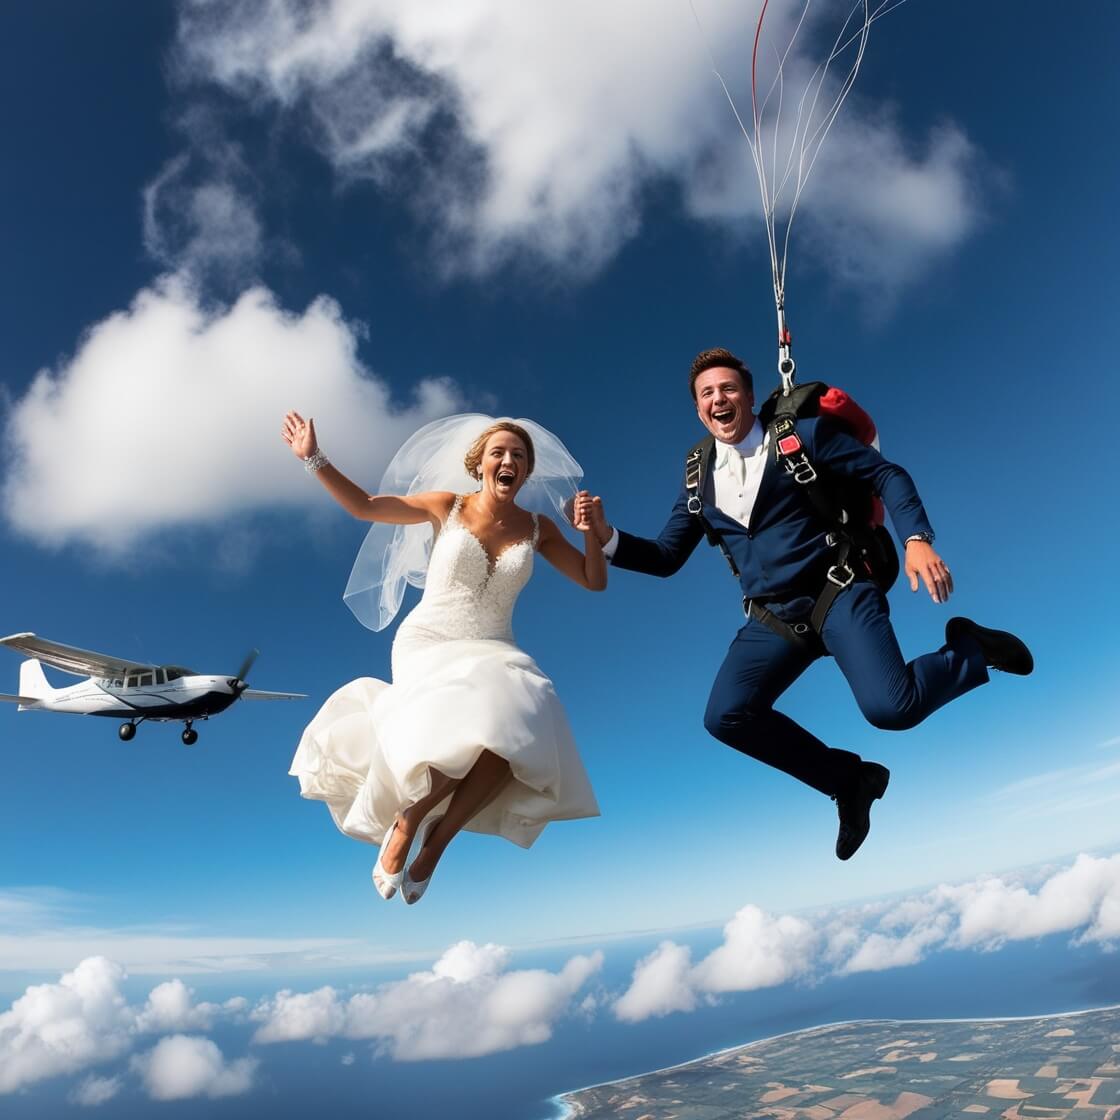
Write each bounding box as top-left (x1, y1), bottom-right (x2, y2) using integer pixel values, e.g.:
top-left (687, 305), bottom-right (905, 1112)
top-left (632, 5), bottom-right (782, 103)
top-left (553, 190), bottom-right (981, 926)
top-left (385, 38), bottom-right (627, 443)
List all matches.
top-left (18, 659), bottom-right (55, 706)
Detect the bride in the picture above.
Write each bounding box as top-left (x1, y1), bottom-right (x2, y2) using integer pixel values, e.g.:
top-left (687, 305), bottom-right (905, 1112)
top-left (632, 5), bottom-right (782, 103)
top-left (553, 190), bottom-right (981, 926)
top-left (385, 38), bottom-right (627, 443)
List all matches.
top-left (281, 410), bottom-right (605, 904)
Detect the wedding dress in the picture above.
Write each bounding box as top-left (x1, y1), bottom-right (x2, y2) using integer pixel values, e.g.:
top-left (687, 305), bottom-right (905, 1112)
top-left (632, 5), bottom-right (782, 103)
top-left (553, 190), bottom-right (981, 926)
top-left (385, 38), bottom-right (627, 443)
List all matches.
top-left (290, 495), bottom-right (600, 847)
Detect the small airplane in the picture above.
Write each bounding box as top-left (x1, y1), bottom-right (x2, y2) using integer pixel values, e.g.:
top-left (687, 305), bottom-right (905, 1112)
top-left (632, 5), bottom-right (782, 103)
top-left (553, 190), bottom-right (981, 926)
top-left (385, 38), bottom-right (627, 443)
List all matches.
top-left (0, 632), bottom-right (305, 745)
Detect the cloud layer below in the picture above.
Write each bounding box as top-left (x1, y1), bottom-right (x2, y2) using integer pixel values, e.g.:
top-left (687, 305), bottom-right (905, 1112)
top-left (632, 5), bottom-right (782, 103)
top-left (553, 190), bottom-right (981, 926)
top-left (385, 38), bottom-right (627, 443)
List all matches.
top-left (614, 852), bottom-right (1120, 1021)
top-left (4, 854), bottom-right (1119, 1100)
top-left (0, 940), bottom-right (602, 1098)
top-left (252, 939), bottom-right (603, 1060)
top-left (0, 957), bottom-right (252, 1097)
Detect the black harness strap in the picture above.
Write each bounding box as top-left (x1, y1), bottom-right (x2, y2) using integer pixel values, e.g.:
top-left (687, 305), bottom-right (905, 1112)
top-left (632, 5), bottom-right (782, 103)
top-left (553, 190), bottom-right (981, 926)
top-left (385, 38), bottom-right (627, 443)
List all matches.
top-left (685, 436), bottom-right (740, 579)
top-left (746, 600), bottom-right (823, 655)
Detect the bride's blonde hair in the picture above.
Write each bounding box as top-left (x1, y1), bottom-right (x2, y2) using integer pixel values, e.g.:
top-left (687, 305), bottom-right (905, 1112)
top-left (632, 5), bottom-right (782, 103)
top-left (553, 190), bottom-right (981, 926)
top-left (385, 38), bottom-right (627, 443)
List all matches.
top-left (464, 421), bottom-right (536, 480)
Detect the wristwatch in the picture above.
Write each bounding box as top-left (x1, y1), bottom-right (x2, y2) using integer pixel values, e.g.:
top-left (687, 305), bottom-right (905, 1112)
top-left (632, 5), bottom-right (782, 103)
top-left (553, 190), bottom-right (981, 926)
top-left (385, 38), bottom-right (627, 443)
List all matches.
top-left (905, 532), bottom-right (935, 545)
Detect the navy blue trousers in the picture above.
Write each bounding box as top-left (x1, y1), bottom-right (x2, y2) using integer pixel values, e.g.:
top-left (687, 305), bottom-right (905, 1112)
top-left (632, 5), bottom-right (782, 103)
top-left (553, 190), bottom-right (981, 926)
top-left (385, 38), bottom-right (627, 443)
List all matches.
top-left (703, 582), bottom-right (989, 798)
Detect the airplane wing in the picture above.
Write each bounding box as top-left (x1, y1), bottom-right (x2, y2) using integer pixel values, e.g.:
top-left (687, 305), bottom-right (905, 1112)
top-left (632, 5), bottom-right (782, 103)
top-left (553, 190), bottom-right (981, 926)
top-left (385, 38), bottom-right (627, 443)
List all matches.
top-left (0, 632), bottom-right (153, 679)
top-left (240, 689), bottom-right (307, 701)
top-left (0, 694), bottom-right (39, 705)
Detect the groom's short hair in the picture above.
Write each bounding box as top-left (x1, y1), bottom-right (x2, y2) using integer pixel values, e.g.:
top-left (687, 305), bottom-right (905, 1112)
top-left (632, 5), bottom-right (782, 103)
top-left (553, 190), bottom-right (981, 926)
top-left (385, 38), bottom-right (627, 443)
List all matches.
top-left (689, 348), bottom-right (753, 399)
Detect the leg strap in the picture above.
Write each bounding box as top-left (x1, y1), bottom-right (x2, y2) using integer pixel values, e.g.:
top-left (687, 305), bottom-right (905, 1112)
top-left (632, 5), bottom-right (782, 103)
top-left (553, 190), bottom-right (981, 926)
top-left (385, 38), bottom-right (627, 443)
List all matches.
top-left (746, 600), bottom-right (825, 657)
top-left (747, 539), bottom-right (860, 654)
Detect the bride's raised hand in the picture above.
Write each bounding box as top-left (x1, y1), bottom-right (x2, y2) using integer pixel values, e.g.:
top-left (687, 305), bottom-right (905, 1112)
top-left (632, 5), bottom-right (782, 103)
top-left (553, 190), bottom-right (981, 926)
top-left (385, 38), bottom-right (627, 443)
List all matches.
top-left (282, 411), bottom-right (318, 460)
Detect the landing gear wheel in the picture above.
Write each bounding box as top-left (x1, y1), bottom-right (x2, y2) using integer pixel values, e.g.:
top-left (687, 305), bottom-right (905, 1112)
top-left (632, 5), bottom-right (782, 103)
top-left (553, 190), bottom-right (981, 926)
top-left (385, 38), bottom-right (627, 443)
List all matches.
top-left (118, 722), bottom-right (136, 741)
top-left (181, 726), bottom-right (198, 746)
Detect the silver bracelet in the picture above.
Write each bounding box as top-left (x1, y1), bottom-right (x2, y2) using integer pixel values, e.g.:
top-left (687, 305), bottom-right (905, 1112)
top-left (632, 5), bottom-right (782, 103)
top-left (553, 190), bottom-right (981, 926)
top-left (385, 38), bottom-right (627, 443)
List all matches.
top-left (303, 449), bottom-right (330, 474)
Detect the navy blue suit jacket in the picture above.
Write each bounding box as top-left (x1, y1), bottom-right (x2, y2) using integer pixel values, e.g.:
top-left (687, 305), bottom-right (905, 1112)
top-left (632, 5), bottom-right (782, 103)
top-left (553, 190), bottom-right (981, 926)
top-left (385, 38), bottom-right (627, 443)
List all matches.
top-left (613, 416), bottom-right (935, 601)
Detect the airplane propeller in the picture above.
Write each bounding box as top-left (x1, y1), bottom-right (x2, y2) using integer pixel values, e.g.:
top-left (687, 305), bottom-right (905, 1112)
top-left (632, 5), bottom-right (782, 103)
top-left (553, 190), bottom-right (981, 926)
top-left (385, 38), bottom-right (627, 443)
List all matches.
top-left (230, 648), bottom-right (260, 694)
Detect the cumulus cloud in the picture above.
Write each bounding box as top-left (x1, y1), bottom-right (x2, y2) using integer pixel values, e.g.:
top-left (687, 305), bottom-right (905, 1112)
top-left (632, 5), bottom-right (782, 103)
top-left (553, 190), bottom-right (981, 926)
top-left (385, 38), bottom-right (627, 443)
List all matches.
top-left (135, 979), bottom-right (220, 1033)
top-left (0, 958), bottom-right (247, 1096)
top-left (1, 274), bottom-right (458, 554)
top-left (0, 941), bottom-right (597, 1098)
top-left (613, 853), bottom-right (1120, 1021)
top-left (252, 939), bottom-right (602, 1060)
top-left (614, 906), bottom-right (819, 1022)
top-left (947, 854), bottom-right (1120, 948)
top-left (132, 1034), bottom-right (256, 1100)
top-left (251, 985), bottom-right (345, 1044)
top-left (614, 941), bottom-right (698, 1023)
top-left (69, 1075), bottom-right (123, 1107)
top-left (691, 905), bottom-right (819, 992)
top-left (174, 0), bottom-right (985, 289)
top-left (0, 957), bottom-right (133, 1094)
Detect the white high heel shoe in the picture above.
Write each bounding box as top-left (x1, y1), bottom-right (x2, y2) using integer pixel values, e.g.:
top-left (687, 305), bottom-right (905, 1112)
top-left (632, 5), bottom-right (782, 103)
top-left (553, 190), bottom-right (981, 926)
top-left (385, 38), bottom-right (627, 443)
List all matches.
top-left (372, 819), bottom-right (417, 900)
top-left (402, 817), bottom-right (443, 905)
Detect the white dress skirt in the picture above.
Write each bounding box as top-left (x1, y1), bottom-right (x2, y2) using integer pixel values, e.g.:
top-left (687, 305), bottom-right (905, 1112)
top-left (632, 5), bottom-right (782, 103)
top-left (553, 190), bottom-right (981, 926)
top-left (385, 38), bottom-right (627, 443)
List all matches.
top-left (289, 497), bottom-right (599, 848)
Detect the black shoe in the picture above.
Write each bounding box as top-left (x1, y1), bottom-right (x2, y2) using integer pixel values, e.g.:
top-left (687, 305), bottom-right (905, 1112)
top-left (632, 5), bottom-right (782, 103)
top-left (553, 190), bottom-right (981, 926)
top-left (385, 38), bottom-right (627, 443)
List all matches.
top-left (835, 762), bottom-right (890, 861)
top-left (945, 617), bottom-right (1034, 675)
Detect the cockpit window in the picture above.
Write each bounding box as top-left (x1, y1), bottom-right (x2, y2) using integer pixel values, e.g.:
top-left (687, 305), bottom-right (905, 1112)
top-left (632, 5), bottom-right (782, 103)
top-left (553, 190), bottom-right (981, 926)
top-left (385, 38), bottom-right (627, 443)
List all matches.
top-left (163, 666), bottom-right (195, 681)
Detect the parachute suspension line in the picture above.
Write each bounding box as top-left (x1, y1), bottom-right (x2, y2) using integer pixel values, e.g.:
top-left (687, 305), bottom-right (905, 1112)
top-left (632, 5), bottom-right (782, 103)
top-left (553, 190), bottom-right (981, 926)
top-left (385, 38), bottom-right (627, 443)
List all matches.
top-left (687, 0), bottom-right (911, 395)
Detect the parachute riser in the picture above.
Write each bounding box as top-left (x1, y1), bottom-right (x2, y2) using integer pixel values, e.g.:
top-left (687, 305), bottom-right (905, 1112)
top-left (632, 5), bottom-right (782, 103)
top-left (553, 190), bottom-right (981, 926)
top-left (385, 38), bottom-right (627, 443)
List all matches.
top-left (777, 303), bottom-right (796, 396)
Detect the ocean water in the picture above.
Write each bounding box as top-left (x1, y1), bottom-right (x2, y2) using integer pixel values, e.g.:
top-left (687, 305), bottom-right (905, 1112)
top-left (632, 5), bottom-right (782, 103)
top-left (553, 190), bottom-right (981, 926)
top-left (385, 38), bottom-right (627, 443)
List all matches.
top-left (5, 929), bottom-right (1119, 1120)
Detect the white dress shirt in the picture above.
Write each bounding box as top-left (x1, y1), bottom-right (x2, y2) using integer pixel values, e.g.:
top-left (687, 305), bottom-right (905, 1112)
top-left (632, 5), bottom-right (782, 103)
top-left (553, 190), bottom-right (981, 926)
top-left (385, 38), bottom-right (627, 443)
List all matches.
top-left (602, 419), bottom-right (768, 558)
top-left (712, 417), bottom-right (768, 528)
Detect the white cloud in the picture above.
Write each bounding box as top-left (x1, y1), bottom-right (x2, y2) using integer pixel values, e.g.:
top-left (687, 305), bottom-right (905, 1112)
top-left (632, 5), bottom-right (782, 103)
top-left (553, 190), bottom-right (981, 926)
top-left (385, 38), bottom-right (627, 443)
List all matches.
top-left (613, 941), bottom-right (697, 1023)
top-left (840, 923), bottom-right (947, 975)
top-left (251, 985), bottom-right (345, 1044)
top-left (0, 957), bottom-right (254, 1096)
top-left (0, 908), bottom-right (365, 974)
top-left (0, 957), bottom-right (133, 1094)
top-left (691, 905), bottom-right (818, 993)
top-left (69, 1074), bottom-right (123, 1107)
top-left (132, 1034), bottom-right (257, 1100)
top-left (613, 853), bottom-right (1120, 1021)
top-left (252, 939), bottom-right (602, 1060)
top-left (835, 855), bottom-right (1120, 974)
top-left (1, 274), bottom-right (457, 554)
top-left (174, 0), bottom-right (985, 289)
top-left (135, 979), bottom-right (219, 1033)
top-left (143, 150), bottom-right (264, 284)
top-left (613, 906), bottom-right (818, 1022)
top-left (946, 853), bottom-right (1120, 949)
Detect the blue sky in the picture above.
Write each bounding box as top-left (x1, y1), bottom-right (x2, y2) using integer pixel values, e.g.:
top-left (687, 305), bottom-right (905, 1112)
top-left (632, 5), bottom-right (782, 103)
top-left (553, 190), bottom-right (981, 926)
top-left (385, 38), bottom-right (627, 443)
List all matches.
top-left (1, 0), bottom-right (1119, 1111)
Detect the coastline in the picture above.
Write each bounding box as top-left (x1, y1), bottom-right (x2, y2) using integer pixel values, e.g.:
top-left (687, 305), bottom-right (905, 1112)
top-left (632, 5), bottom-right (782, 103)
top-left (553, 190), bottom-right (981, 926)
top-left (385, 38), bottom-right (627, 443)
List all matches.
top-left (547, 1000), bottom-right (1120, 1120)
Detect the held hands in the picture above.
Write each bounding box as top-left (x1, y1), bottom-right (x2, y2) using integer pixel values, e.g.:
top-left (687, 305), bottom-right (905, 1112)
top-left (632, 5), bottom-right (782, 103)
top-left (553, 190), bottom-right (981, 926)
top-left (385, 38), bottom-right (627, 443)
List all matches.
top-left (571, 490), bottom-right (606, 536)
top-left (906, 540), bottom-right (954, 604)
top-left (282, 411), bottom-right (318, 460)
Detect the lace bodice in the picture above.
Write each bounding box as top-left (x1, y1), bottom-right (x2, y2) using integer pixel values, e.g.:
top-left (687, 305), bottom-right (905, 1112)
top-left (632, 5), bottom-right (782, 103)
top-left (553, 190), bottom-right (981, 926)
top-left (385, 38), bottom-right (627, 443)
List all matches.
top-left (397, 495), bottom-right (539, 645)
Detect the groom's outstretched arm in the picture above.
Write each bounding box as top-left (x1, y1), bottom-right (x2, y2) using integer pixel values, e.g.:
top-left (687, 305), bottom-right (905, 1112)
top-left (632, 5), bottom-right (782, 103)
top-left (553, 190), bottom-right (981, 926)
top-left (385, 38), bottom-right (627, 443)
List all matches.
top-left (597, 488), bottom-right (705, 578)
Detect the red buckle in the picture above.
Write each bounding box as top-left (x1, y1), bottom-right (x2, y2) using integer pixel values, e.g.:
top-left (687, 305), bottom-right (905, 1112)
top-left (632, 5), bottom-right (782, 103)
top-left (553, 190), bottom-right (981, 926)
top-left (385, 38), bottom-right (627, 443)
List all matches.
top-left (778, 434), bottom-right (802, 455)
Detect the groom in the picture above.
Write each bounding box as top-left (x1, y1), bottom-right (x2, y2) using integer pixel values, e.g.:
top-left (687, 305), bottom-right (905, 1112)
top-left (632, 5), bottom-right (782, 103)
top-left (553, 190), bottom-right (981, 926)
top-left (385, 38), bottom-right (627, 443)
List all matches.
top-left (589, 347), bottom-right (1032, 860)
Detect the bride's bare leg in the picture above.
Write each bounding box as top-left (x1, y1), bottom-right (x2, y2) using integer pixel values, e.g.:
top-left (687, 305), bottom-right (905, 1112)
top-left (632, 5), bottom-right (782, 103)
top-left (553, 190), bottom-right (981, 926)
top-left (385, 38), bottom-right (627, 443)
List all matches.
top-left (381, 768), bottom-right (459, 874)
top-left (406, 750), bottom-right (512, 884)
